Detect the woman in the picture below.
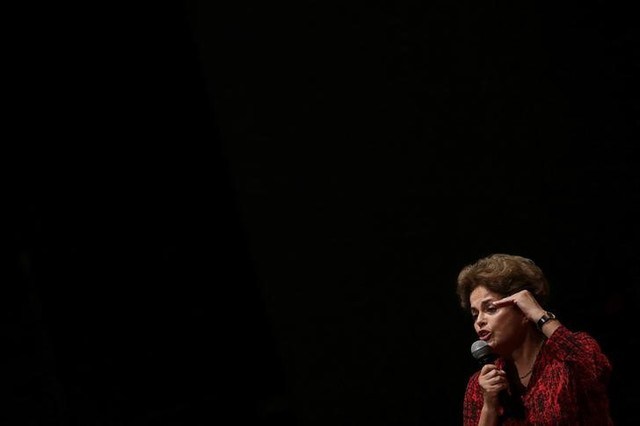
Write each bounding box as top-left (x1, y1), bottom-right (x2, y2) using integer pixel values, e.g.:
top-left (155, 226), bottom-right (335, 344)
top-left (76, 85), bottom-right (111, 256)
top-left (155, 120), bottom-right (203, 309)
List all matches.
top-left (456, 254), bottom-right (613, 425)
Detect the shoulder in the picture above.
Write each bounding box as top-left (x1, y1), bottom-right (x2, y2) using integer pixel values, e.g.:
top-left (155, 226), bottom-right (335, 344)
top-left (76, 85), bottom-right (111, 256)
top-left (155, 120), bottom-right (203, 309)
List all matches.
top-left (463, 371), bottom-right (484, 424)
top-left (466, 370), bottom-right (480, 388)
top-left (551, 324), bottom-right (598, 341)
top-left (545, 325), bottom-right (605, 355)
top-left (465, 370), bottom-right (481, 398)
top-left (542, 325), bottom-right (612, 381)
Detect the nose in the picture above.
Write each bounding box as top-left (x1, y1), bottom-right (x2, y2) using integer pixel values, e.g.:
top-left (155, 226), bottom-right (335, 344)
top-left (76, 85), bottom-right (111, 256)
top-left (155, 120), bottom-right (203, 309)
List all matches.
top-left (475, 312), bottom-right (486, 329)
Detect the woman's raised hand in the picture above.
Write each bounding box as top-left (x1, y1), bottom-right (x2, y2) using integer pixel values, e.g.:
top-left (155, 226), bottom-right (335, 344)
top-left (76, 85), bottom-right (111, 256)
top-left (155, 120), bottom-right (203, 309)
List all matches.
top-left (492, 290), bottom-right (546, 323)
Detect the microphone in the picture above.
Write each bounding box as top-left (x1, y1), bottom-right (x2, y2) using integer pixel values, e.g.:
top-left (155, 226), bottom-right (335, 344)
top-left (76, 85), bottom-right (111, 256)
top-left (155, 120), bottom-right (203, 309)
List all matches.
top-left (470, 340), bottom-right (496, 367)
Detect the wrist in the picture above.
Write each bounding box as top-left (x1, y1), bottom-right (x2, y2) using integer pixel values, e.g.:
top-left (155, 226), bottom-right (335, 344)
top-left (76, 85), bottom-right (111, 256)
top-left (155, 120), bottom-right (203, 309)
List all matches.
top-left (481, 401), bottom-right (503, 419)
top-left (536, 311), bottom-right (557, 331)
top-left (482, 395), bottom-right (501, 410)
top-left (530, 308), bottom-right (547, 323)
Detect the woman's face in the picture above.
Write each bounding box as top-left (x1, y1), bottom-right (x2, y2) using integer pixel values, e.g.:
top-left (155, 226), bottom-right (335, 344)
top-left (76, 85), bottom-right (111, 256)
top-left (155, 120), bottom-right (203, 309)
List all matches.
top-left (469, 286), bottom-right (527, 355)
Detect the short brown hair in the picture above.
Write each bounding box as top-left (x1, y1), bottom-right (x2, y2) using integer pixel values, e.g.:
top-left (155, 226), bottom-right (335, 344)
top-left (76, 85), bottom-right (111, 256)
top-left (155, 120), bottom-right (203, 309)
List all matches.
top-left (456, 253), bottom-right (549, 310)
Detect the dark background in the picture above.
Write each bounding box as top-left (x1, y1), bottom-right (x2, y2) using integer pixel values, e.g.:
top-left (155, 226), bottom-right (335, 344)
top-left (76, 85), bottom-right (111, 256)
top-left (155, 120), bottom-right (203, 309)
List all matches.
top-left (6, 1), bottom-right (639, 425)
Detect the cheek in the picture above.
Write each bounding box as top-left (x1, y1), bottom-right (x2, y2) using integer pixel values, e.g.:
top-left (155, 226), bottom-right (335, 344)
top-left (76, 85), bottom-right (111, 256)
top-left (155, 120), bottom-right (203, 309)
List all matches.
top-left (490, 311), bottom-right (512, 331)
top-left (494, 311), bottom-right (523, 335)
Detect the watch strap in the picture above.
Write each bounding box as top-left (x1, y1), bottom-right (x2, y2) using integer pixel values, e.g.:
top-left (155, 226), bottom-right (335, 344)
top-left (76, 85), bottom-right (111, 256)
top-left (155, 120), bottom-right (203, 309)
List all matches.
top-left (536, 311), bottom-right (557, 330)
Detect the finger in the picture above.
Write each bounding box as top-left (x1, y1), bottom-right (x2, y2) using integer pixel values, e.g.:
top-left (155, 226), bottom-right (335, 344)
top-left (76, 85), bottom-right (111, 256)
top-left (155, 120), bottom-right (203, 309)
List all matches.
top-left (488, 374), bottom-right (507, 387)
top-left (484, 369), bottom-right (497, 379)
top-left (495, 382), bottom-right (509, 391)
top-left (480, 364), bottom-right (497, 375)
top-left (488, 374), bottom-right (507, 384)
top-left (493, 297), bottom-right (515, 307)
top-left (480, 377), bottom-right (507, 389)
top-left (488, 369), bottom-right (506, 379)
top-left (494, 370), bottom-right (506, 380)
top-left (481, 368), bottom-right (505, 382)
top-left (484, 382), bottom-right (508, 394)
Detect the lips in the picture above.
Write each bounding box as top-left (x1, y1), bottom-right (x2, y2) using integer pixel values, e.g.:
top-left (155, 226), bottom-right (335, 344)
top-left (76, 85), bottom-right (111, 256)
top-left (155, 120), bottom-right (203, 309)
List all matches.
top-left (478, 330), bottom-right (491, 341)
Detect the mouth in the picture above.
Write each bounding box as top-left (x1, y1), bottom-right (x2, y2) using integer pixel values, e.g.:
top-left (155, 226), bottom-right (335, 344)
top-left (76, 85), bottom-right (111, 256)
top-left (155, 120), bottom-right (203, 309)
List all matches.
top-left (478, 330), bottom-right (491, 341)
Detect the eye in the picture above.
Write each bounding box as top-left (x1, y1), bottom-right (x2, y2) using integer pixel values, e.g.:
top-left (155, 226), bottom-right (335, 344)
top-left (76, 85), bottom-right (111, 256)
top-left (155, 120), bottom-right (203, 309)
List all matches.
top-left (486, 304), bottom-right (498, 314)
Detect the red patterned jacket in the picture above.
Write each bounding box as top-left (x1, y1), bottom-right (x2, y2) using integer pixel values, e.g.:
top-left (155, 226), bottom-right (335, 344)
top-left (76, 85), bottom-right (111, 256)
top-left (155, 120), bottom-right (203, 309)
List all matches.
top-left (463, 325), bottom-right (613, 425)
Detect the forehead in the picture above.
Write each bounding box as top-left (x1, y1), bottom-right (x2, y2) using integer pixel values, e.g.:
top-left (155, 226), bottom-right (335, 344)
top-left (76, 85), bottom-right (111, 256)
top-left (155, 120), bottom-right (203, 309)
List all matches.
top-left (469, 286), bottom-right (503, 309)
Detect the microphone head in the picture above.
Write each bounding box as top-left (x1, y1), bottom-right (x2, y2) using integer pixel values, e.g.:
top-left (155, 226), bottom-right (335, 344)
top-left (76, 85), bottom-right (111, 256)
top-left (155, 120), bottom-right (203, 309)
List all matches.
top-left (470, 340), bottom-right (494, 363)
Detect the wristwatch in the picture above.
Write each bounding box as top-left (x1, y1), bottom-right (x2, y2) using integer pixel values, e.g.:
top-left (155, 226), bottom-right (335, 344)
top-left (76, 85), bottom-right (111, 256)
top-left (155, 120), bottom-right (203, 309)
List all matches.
top-left (536, 311), bottom-right (557, 330)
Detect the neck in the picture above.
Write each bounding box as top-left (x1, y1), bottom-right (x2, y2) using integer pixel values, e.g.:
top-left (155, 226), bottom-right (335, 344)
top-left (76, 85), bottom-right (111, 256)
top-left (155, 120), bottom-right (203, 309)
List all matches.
top-left (508, 326), bottom-right (545, 374)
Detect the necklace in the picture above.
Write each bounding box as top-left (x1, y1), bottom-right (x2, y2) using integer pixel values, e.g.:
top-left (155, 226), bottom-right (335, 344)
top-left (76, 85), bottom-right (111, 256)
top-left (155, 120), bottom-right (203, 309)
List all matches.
top-left (518, 340), bottom-right (544, 380)
top-left (519, 368), bottom-right (533, 379)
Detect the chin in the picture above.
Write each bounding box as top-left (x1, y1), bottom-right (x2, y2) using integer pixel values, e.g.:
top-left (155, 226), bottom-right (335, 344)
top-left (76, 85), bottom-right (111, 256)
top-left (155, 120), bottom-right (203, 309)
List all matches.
top-left (488, 340), bottom-right (505, 355)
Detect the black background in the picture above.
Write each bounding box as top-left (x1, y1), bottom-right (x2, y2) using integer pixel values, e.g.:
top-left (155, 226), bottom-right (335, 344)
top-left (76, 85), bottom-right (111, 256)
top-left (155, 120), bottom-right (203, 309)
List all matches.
top-left (6, 1), bottom-right (639, 425)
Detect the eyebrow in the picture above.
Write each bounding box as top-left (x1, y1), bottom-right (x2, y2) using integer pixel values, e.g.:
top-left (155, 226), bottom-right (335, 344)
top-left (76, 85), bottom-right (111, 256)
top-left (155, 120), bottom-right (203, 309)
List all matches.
top-left (470, 298), bottom-right (497, 312)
